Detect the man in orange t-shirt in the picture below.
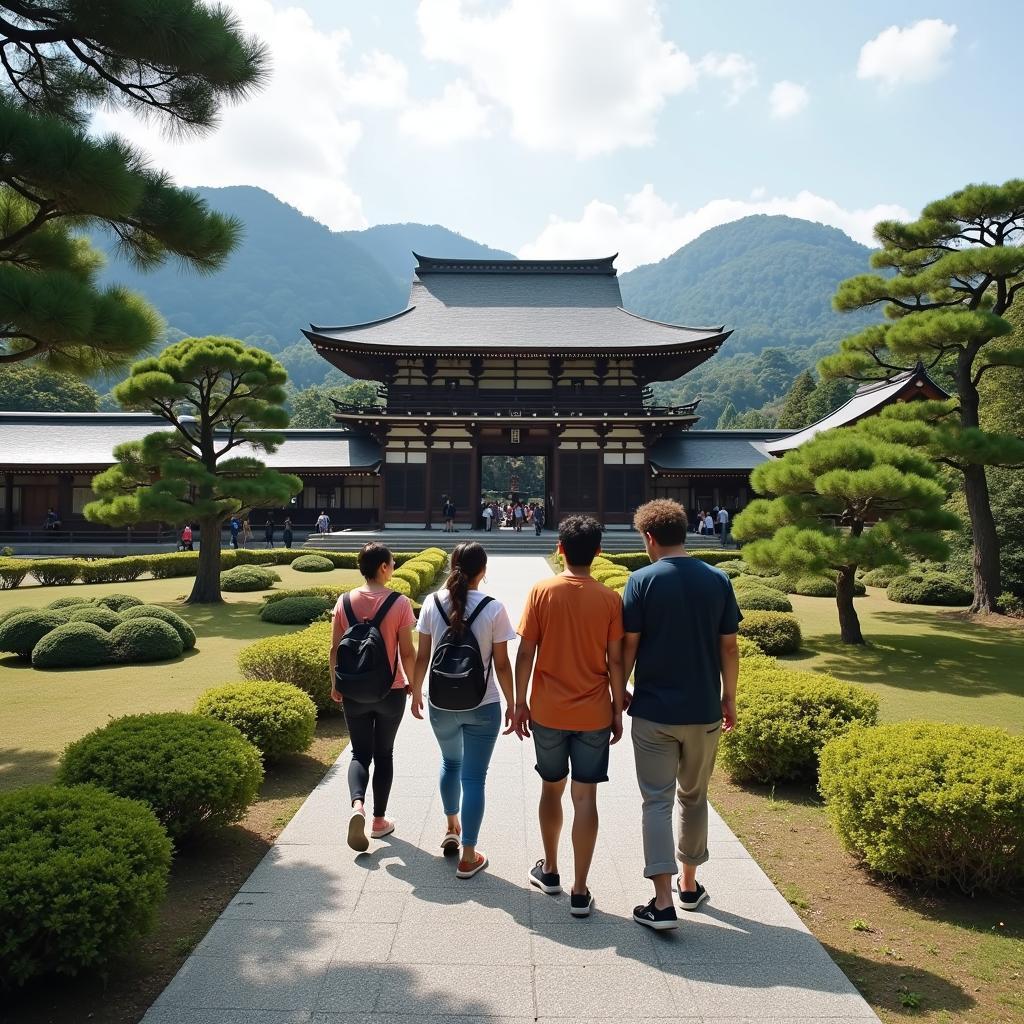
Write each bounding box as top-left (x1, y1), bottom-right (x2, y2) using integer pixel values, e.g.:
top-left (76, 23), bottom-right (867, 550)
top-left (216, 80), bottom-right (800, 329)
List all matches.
top-left (514, 514), bottom-right (625, 918)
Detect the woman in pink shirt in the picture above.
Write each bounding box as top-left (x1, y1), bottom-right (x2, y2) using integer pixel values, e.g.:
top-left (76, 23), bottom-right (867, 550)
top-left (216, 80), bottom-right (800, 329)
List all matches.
top-left (330, 543), bottom-right (416, 852)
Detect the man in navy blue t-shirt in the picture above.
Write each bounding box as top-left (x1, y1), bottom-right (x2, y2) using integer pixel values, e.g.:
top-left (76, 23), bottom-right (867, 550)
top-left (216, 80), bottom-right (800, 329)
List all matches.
top-left (622, 499), bottom-right (741, 931)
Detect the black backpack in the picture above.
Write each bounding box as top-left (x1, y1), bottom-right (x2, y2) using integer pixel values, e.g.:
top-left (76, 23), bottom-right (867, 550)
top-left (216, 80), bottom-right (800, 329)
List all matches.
top-left (335, 591), bottom-right (402, 703)
top-left (429, 594), bottom-right (494, 711)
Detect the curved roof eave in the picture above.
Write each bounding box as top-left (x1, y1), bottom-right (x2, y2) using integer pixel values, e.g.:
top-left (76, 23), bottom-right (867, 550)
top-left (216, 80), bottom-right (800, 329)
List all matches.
top-left (309, 306), bottom-right (416, 333)
top-left (616, 307), bottom-right (727, 335)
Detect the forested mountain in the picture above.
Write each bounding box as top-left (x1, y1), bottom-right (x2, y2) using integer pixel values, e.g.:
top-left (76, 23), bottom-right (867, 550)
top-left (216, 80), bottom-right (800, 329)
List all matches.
top-left (90, 186), bottom-right (513, 387)
top-left (620, 215), bottom-right (877, 355)
top-left (620, 215), bottom-right (881, 427)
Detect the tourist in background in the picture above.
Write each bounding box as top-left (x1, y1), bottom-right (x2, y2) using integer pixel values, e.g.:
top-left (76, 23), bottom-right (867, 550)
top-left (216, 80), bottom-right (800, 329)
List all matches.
top-left (717, 506), bottom-right (730, 546)
top-left (622, 499), bottom-right (740, 931)
top-left (241, 518), bottom-right (253, 547)
top-left (702, 511), bottom-right (714, 536)
top-left (229, 516), bottom-right (240, 549)
top-left (513, 502), bottom-right (524, 532)
top-left (179, 524), bottom-right (193, 551)
top-left (483, 503), bottom-right (494, 532)
top-left (442, 495), bottom-right (457, 533)
top-left (514, 515), bottom-right (626, 917)
top-left (317, 510), bottom-right (331, 534)
top-left (411, 542), bottom-right (517, 878)
top-left (264, 516), bottom-right (275, 548)
top-left (283, 517), bottom-right (293, 549)
top-left (533, 503), bottom-right (546, 536)
top-left (331, 542), bottom-right (416, 853)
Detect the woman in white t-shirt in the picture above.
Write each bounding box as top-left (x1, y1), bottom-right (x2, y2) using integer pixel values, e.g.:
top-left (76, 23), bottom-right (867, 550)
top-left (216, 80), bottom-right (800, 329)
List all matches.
top-left (411, 541), bottom-right (516, 879)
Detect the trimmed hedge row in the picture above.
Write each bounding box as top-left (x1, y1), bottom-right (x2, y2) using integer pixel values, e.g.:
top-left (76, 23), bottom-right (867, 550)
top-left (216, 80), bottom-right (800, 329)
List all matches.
top-left (820, 721), bottom-right (1024, 894)
top-left (602, 549), bottom-right (742, 571)
top-left (0, 546), bottom-right (440, 588)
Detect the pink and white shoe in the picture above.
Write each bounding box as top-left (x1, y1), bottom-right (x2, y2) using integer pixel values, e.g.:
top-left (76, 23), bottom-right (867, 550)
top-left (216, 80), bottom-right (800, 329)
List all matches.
top-left (370, 817), bottom-right (395, 839)
top-left (346, 808), bottom-right (368, 852)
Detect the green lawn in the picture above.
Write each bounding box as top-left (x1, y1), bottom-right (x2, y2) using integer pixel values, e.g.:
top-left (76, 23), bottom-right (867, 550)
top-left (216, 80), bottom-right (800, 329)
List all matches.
top-left (783, 588), bottom-right (1024, 730)
top-left (0, 565), bottom-right (363, 792)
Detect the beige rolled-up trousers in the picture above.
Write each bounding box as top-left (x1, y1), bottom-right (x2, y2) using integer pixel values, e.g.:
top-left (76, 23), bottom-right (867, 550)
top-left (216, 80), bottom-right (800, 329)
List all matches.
top-left (630, 715), bottom-right (722, 877)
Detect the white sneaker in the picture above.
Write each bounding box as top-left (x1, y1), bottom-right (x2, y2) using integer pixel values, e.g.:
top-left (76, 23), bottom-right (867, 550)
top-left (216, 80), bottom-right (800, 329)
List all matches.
top-left (346, 809), bottom-right (368, 852)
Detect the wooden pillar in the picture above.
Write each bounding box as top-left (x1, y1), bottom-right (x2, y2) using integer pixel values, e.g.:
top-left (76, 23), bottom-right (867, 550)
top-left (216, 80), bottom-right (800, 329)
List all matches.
top-left (468, 426), bottom-right (481, 529)
top-left (3, 473), bottom-right (13, 529)
top-left (58, 473), bottom-right (73, 522)
top-left (423, 426), bottom-right (435, 530)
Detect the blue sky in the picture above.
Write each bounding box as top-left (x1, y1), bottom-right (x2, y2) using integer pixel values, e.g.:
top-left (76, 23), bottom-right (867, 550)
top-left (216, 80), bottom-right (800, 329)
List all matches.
top-left (97, 1), bottom-right (1024, 269)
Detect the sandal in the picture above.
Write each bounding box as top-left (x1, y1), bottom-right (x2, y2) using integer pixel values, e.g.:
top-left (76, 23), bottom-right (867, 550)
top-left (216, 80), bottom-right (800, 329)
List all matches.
top-left (456, 851), bottom-right (488, 879)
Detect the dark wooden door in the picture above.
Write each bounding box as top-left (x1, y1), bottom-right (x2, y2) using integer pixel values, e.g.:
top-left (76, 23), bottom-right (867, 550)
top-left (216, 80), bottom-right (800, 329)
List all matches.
top-left (21, 485), bottom-right (59, 527)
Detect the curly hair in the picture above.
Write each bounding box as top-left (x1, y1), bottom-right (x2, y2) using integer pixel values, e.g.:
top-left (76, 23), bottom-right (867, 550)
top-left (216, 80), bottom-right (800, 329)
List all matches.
top-left (633, 499), bottom-right (687, 547)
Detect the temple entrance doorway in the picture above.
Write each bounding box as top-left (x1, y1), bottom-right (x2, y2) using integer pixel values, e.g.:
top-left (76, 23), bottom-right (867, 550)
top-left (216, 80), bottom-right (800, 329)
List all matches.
top-left (478, 453), bottom-right (550, 531)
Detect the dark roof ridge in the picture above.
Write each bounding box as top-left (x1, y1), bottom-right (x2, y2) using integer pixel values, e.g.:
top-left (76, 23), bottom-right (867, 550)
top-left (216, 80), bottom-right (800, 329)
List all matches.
top-left (309, 306), bottom-right (415, 333)
top-left (617, 307), bottom-right (727, 335)
top-left (413, 253), bottom-right (617, 275)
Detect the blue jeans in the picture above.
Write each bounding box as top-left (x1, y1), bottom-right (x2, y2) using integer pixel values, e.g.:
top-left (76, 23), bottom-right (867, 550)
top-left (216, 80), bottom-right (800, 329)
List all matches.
top-left (428, 700), bottom-right (501, 847)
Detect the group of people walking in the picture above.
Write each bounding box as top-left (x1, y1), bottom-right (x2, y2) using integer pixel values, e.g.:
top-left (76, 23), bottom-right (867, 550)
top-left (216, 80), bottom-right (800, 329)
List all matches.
top-left (329, 498), bottom-right (740, 930)
top-left (223, 516), bottom-right (294, 549)
top-left (695, 505), bottom-right (731, 546)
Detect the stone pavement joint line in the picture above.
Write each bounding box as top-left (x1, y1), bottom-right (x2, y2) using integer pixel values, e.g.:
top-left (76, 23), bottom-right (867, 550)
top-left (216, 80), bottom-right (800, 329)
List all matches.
top-left (143, 555), bottom-right (880, 1023)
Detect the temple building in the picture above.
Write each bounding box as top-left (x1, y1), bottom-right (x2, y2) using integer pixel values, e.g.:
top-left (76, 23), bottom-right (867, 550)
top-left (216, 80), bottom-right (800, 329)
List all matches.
top-left (0, 256), bottom-right (950, 537)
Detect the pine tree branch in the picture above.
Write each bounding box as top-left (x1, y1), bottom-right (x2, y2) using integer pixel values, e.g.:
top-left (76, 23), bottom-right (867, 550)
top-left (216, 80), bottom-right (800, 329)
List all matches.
top-left (0, 15), bottom-right (64, 44)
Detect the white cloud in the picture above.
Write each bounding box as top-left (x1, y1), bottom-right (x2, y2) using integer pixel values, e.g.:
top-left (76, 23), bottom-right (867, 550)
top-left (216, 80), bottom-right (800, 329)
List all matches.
top-left (857, 19), bottom-right (957, 88)
top-left (519, 184), bottom-right (911, 271)
top-left (769, 80), bottom-right (809, 119)
top-left (415, 0), bottom-right (697, 157)
top-left (399, 80), bottom-right (492, 144)
top-left (697, 52), bottom-right (758, 106)
top-left (90, 0), bottom-right (413, 230)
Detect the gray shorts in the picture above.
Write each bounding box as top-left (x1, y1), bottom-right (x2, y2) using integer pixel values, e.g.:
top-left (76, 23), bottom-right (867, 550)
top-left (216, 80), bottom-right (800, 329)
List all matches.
top-left (532, 721), bottom-right (611, 784)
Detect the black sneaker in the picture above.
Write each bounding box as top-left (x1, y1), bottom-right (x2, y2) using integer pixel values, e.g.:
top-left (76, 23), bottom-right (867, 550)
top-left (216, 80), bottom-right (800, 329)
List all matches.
top-left (569, 889), bottom-right (593, 917)
top-left (677, 881), bottom-right (709, 911)
top-left (633, 897), bottom-right (679, 931)
top-left (529, 859), bottom-right (561, 895)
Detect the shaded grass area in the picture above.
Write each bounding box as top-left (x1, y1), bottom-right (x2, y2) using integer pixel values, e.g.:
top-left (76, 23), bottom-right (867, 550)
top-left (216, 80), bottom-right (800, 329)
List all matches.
top-left (782, 588), bottom-right (1024, 731)
top-left (0, 566), bottom-right (363, 791)
top-left (711, 774), bottom-right (1024, 1024)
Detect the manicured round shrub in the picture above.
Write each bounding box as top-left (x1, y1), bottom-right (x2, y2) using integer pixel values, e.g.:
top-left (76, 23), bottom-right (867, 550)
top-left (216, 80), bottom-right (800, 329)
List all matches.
top-left (733, 574), bottom-right (787, 595)
top-left (793, 575), bottom-right (837, 597)
top-left (238, 621), bottom-right (333, 711)
top-left (0, 784), bottom-right (171, 990)
top-left (757, 573), bottom-right (798, 593)
top-left (886, 572), bottom-right (971, 606)
top-left (66, 605), bottom-right (123, 631)
top-left (109, 617), bottom-right (184, 663)
top-left (719, 665), bottom-right (879, 785)
top-left (46, 596), bottom-right (92, 610)
top-left (606, 552), bottom-right (652, 571)
top-left (220, 565), bottom-right (280, 592)
top-left (263, 585), bottom-right (347, 606)
top-left (31, 622), bottom-right (115, 668)
top-left (58, 713), bottom-right (264, 843)
top-left (735, 586), bottom-right (793, 613)
top-left (691, 550), bottom-right (743, 566)
top-left (592, 565), bottom-right (628, 585)
top-left (260, 595), bottom-right (334, 625)
top-left (719, 561), bottom-right (746, 578)
top-left (0, 609), bottom-right (65, 659)
top-left (861, 564), bottom-right (905, 588)
top-left (290, 554), bottom-right (335, 573)
top-left (194, 681), bottom-right (317, 760)
top-left (0, 558), bottom-right (29, 590)
top-left (737, 611), bottom-right (802, 655)
top-left (119, 605), bottom-right (196, 650)
top-left (820, 722), bottom-right (1024, 893)
top-left (0, 604), bottom-right (34, 625)
top-left (397, 559), bottom-right (436, 591)
top-left (94, 593), bottom-right (144, 612)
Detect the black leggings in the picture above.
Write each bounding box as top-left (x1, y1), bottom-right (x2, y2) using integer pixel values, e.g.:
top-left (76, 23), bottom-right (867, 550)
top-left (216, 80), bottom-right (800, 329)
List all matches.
top-left (345, 689), bottom-right (406, 817)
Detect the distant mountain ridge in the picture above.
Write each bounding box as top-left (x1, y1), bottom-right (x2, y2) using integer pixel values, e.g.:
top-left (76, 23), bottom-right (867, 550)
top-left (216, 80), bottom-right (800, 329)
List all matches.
top-left (91, 189), bottom-right (874, 406)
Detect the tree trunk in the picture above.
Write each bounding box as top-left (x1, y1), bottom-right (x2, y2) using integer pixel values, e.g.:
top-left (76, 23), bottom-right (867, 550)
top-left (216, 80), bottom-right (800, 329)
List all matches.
top-left (188, 517), bottom-right (223, 604)
top-left (836, 565), bottom-right (865, 644)
top-left (963, 462), bottom-right (1002, 614)
top-left (957, 368), bottom-right (1003, 614)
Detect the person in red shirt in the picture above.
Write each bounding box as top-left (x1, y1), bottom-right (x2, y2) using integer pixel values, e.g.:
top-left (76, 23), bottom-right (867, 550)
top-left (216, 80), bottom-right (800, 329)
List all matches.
top-left (330, 543), bottom-right (416, 853)
top-left (514, 515), bottom-right (625, 917)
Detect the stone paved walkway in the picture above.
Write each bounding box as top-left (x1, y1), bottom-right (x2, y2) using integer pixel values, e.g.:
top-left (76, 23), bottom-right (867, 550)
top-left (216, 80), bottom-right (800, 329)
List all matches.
top-left (143, 555), bottom-right (879, 1023)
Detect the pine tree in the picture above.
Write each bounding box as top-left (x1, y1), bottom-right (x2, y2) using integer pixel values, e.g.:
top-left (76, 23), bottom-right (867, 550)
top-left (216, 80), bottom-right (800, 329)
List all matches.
top-left (820, 180), bottom-right (1024, 613)
top-left (732, 424), bottom-right (958, 644)
top-left (776, 370), bottom-right (817, 429)
top-left (716, 401), bottom-right (738, 428)
top-left (0, 2), bottom-right (268, 371)
top-left (85, 337), bottom-right (302, 604)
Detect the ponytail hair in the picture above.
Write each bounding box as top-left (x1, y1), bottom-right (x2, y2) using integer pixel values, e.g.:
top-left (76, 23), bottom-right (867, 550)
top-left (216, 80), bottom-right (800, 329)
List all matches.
top-left (444, 541), bottom-right (487, 633)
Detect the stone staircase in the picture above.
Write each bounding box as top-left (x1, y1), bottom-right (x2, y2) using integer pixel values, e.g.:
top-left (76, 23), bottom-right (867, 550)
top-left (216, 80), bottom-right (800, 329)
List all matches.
top-left (303, 527), bottom-right (733, 556)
